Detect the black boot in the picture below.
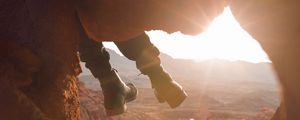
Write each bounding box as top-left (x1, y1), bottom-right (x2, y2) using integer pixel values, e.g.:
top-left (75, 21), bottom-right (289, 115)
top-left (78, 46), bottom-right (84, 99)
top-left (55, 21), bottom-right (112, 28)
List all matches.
top-left (114, 32), bottom-right (186, 108)
top-left (144, 66), bottom-right (187, 108)
top-left (99, 69), bottom-right (137, 116)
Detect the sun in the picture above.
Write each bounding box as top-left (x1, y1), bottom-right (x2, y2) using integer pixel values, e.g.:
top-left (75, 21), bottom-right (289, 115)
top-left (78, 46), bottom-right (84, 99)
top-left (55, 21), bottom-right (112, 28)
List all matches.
top-left (104, 7), bottom-right (270, 63)
top-left (146, 7), bottom-right (269, 63)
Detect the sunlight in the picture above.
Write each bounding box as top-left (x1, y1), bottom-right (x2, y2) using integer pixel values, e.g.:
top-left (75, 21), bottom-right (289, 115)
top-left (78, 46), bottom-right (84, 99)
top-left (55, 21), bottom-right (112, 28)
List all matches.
top-left (145, 7), bottom-right (269, 63)
top-left (104, 7), bottom-right (270, 63)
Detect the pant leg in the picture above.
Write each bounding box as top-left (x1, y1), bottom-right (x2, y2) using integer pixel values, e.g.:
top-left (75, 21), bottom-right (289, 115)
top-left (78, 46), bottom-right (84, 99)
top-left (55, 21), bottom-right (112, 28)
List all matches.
top-left (79, 37), bottom-right (112, 79)
top-left (114, 32), bottom-right (161, 74)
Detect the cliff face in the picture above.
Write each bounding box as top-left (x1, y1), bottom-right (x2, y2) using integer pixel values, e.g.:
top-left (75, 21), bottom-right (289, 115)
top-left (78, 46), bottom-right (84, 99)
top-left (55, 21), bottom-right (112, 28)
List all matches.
top-left (78, 80), bottom-right (276, 120)
top-left (78, 81), bottom-right (107, 120)
top-left (0, 40), bottom-right (80, 120)
top-left (1, 1), bottom-right (82, 119)
top-left (2, 0), bottom-right (299, 119)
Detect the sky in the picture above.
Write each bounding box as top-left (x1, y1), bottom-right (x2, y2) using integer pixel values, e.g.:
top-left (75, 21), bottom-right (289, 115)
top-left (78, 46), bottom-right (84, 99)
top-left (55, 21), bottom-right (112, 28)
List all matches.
top-left (103, 7), bottom-right (270, 63)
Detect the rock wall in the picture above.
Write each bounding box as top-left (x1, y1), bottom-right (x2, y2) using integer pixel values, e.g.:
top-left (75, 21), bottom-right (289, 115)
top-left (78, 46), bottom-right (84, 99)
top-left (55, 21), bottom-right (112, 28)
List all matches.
top-left (78, 81), bottom-right (107, 120)
top-left (0, 40), bottom-right (80, 120)
top-left (1, 1), bottom-right (83, 119)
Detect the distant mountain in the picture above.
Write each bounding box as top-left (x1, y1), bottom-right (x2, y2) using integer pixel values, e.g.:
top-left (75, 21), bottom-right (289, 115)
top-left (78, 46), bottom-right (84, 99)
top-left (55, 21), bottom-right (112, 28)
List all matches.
top-left (79, 49), bottom-right (278, 90)
top-left (78, 49), bottom-right (279, 120)
top-left (79, 49), bottom-right (139, 76)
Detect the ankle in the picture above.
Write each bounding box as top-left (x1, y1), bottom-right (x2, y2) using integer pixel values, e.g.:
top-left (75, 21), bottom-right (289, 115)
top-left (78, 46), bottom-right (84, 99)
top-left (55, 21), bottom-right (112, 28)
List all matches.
top-left (98, 69), bottom-right (119, 87)
top-left (142, 66), bottom-right (173, 86)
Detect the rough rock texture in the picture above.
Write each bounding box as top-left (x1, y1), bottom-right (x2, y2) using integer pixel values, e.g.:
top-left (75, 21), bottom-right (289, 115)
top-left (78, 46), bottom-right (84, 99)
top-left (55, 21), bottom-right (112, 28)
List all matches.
top-left (0, 1), bottom-right (81, 119)
top-left (0, 38), bottom-right (81, 120)
top-left (78, 81), bottom-right (107, 120)
top-left (77, 0), bottom-right (229, 41)
top-left (0, 41), bottom-right (49, 120)
top-left (1, 0), bottom-right (300, 119)
top-left (230, 1), bottom-right (300, 119)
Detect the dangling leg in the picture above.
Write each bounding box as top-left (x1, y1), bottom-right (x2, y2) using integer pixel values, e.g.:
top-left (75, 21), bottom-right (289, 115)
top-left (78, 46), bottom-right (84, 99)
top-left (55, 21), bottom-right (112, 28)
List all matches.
top-left (79, 37), bottom-right (137, 116)
top-left (115, 32), bottom-right (187, 108)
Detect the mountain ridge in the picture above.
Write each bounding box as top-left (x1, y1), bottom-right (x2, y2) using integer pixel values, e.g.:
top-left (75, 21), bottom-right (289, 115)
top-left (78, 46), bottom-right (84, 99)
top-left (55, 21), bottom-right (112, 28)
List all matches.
top-left (78, 49), bottom-right (279, 120)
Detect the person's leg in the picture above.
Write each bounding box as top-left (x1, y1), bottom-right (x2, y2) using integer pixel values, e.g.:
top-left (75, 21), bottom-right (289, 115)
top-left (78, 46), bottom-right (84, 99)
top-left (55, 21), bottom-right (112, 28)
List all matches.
top-left (114, 32), bottom-right (187, 108)
top-left (79, 38), bottom-right (137, 116)
top-left (79, 39), bottom-right (111, 77)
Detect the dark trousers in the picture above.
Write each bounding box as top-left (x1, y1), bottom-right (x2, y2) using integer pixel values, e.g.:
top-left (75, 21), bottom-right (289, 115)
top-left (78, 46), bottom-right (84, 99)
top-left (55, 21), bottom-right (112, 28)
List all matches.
top-left (79, 32), bottom-right (161, 79)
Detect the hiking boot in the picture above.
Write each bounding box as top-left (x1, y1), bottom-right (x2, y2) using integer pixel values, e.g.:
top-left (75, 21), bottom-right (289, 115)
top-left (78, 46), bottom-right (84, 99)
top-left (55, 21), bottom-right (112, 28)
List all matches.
top-left (146, 67), bottom-right (187, 108)
top-left (153, 89), bottom-right (166, 103)
top-left (99, 69), bottom-right (138, 116)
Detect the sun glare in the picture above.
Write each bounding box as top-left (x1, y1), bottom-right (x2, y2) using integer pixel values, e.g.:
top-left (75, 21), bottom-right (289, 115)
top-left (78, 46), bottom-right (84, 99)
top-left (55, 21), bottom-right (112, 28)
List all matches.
top-left (104, 7), bottom-right (270, 63)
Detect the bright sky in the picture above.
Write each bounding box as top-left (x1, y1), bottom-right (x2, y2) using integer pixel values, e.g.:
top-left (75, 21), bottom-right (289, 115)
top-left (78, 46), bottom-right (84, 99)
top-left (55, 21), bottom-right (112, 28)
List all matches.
top-left (104, 7), bottom-right (270, 63)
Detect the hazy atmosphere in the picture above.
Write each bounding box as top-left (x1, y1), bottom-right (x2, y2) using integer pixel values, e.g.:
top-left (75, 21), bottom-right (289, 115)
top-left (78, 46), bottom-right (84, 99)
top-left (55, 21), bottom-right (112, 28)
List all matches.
top-left (79, 49), bottom-right (280, 120)
top-left (3, 1), bottom-right (299, 120)
top-left (78, 8), bottom-right (280, 120)
top-left (103, 8), bottom-right (269, 63)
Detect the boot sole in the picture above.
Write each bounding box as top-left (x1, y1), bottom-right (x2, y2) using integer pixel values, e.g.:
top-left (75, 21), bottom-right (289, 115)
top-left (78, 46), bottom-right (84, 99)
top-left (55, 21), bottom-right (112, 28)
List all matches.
top-left (165, 89), bottom-right (187, 108)
top-left (106, 104), bottom-right (127, 116)
top-left (155, 81), bottom-right (187, 108)
top-left (125, 83), bottom-right (138, 102)
top-left (154, 89), bottom-right (166, 103)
